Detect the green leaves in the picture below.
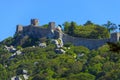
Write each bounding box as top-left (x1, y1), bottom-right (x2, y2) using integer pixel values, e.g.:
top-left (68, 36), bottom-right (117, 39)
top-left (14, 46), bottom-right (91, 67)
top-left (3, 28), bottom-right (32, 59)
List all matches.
top-left (64, 21), bottom-right (110, 39)
top-left (103, 21), bottom-right (117, 33)
top-left (67, 73), bottom-right (95, 80)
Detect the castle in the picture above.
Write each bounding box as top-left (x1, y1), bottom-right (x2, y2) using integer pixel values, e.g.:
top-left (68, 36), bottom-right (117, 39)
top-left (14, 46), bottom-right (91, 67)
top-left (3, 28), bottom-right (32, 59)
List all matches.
top-left (16, 19), bottom-right (60, 39)
top-left (15, 19), bottom-right (120, 49)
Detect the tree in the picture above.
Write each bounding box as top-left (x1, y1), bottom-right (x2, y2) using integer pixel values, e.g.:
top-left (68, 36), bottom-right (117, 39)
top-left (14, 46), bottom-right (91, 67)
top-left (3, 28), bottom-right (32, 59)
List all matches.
top-left (107, 42), bottom-right (120, 53)
top-left (98, 70), bottom-right (120, 80)
top-left (68, 21), bottom-right (77, 36)
top-left (63, 22), bottom-right (70, 33)
top-left (0, 64), bottom-right (8, 79)
top-left (32, 74), bottom-right (46, 80)
top-left (103, 21), bottom-right (117, 32)
top-left (67, 73), bottom-right (95, 80)
top-left (84, 20), bottom-right (94, 26)
top-left (2, 37), bottom-right (13, 46)
top-left (94, 25), bottom-right (110, 38)
top-left (42, 24), bottom-right (48, 28)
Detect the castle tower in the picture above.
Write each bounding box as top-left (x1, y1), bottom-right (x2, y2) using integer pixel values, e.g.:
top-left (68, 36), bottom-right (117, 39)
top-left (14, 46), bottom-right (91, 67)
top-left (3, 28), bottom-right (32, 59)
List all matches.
top-left (48, 22), bottom-right (55, 30)
top-left (47, 22), bottom-right (55, 38)
top-left (31, 19), bottom-right (39, 26)
top-left (110, 32), bottom-right (120, 42)
top-left (16, 25), bottom-right (23, 33)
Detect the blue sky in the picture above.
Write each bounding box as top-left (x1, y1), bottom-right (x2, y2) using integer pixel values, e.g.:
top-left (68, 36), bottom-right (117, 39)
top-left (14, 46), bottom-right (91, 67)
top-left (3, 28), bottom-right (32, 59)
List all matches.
top-left (0, 0), bottom-right (120, 41)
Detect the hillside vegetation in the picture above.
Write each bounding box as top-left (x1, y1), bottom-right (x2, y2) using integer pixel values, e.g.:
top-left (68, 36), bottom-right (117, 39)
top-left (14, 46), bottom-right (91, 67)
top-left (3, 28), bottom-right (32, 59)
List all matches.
top-left (0, 41), bottom-right (120, 80)
top-left (0, 21), bottom-right (120, 80)
top-left (63, 21), bottom-right (110, 39)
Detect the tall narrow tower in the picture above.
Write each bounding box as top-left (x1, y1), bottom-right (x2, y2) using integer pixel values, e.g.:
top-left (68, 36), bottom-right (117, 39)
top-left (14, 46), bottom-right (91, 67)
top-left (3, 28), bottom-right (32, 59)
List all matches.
top-left (47, 22), bottom-right (55, 38)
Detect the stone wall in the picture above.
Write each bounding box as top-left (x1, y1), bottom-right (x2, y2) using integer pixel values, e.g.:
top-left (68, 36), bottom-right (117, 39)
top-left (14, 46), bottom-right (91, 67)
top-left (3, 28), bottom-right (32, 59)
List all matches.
top-left (62, 32), bottom-right (120, 50)
top-left (63, 34), bottom-right (110, 50)
top-left (16, 20), bottom-right (56, 39)
top-left (22, 26), bottom-right (49, 38)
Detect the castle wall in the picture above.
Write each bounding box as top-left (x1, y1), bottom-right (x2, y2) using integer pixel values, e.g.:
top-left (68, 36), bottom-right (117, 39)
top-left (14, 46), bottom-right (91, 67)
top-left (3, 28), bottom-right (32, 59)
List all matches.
top-left (22, 26), bottom-right (49, 38)
top-left (15, 20), bottom-right (57, 41)
top-left (62, 34), bottom-right (110, 50)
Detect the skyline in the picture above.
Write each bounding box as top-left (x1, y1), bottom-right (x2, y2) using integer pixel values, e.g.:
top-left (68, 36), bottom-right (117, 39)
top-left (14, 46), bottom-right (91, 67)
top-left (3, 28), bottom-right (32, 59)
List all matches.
top-left (0, 0), bottom-right (120, 41)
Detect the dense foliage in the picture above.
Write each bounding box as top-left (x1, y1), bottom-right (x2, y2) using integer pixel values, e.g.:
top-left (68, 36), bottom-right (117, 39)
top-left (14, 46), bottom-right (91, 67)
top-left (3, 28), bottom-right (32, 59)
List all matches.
top-left (63, 21), bottom-right (110, 39)
top-left (0, 41), bottom-right (120, 80)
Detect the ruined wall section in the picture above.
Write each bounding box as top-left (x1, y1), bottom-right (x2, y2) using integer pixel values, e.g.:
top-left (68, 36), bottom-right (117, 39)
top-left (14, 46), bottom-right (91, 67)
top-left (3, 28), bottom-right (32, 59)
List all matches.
top-left (22, 26), bottom-right (49, 38)
top-left (15, 20), bottom-right (56, 46)
top-left (62, 34), bottom-right (110, 50)
top-left (14, 25), bottom-right (50, 46)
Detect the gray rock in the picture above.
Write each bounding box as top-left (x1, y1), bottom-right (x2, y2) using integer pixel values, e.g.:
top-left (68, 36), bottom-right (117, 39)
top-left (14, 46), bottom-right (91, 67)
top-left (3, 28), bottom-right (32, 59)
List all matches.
top-left (4, 45), bottom-right (16, 53)
top-left (55, 49), bottom-right (66, 54)
top-left (16, 50), bottom-right (22, 55)
top-left (11, 76), bottom-right (22, 80)
top-left (23, 74), bottom-right (29, 80)
top-left (51, 39), bottom-right (58, 44)
top-left (34, 62), bottom-right (39, 66)
top-left (39, 43), bottom-right (46, 48)
top-left (23, 69), bottom-right (28, 74)
top-left (52, 39), bottom-right (63, 48)
top-left (78, 53), bottom-right (84, 57)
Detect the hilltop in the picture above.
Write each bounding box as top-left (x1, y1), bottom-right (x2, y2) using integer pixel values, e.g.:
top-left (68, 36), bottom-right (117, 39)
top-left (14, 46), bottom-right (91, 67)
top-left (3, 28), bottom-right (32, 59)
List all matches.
top-left (0, 19), bottom-right (120, 80)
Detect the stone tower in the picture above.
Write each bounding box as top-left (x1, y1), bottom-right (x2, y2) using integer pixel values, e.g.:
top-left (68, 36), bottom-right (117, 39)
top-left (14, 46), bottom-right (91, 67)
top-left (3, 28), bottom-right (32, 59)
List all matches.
top-left (16, 25), bottom-right (23, 33)
top-left (31, 19), bottom-right (39, 26)
top-left (47, 22), bottom-right (55, 38)
top-left (48, 22), bottom-right (55, 31)
top-left (110, 32), bottom-right (120, 42)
